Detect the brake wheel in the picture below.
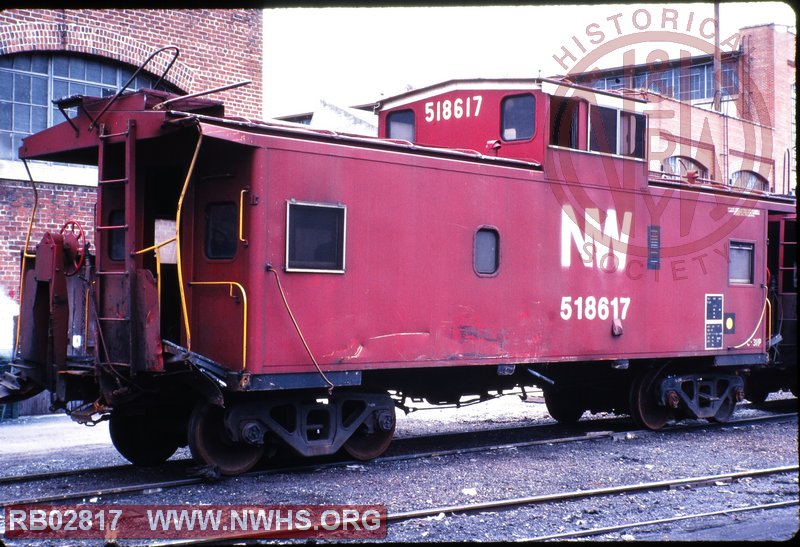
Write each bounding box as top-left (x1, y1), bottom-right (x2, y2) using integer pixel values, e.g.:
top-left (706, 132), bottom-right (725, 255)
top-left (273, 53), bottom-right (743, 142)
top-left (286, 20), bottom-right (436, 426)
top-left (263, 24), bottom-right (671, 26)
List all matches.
top-left (59, 219), bottom-right (86, 276)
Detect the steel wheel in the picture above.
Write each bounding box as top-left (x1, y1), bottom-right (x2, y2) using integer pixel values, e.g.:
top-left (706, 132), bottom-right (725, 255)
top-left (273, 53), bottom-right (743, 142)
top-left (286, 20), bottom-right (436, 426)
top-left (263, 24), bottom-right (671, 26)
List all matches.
top-left (629, 368), bottom-right (672, 431)
top-left (188, 402), bottom-right (265, 476)
top-left (343, 411), bottom-right (396, 461)
top-left (543, 388), bottom-right (584, 424)
top-left (109, 412), bottom-right (179, 466)
top-left (709, 394), bottom-right (736, 423)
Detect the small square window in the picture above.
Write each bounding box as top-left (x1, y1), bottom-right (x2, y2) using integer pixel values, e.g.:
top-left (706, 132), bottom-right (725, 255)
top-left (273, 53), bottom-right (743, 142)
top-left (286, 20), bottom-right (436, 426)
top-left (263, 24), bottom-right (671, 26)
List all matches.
top-left (205, 202), bottom-right (238, 260)
top-left (387, 110), bottom-right (415, 141)
top-left (286, 202), bottom-right (346, 272)
top-left (729, 242), bottom-right (754, 284)
top-left (501, 94), bottom-right (535, 141)
top-left (475, 228), bottom-right (499, 275)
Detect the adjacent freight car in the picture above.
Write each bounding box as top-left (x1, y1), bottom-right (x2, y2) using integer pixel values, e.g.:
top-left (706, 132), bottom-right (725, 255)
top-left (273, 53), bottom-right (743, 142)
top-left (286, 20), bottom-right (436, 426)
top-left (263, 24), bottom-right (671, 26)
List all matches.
top-left (1, 56), bottom-right (795, 475)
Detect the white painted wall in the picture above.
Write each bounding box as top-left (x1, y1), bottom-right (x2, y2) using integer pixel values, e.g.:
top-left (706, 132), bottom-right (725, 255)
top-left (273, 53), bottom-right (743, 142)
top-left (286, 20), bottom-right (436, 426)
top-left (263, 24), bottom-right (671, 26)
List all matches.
top-left (0, 289), bottom-right (19, 360)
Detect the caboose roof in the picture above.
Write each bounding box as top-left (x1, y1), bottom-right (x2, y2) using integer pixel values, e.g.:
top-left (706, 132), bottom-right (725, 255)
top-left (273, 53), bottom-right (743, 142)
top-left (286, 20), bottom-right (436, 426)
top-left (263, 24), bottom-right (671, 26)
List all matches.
top-left (173, 111), bottom-right (542, 171)
top-left (375, 77), bottom-right (650, 113)
top-left (18, 89), bottom-right (541, 172)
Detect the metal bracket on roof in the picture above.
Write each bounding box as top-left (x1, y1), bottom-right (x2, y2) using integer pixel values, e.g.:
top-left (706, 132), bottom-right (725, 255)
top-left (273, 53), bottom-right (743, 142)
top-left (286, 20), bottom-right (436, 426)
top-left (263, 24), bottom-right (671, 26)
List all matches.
top-left (87, 46), bottom-right (180, 132)
top-left (53, 95), bottom-right (84, 136)
top-left (153, 80), bottom-right (251, 110)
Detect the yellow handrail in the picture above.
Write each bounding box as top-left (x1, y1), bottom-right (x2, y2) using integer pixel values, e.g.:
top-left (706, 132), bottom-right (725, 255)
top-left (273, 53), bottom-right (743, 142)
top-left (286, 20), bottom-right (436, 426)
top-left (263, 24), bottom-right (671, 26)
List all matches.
top-left (188, 281), bottom-right (248, 370)
top-left (133, 236), bottom-right (176, 256)
top-left (14, 160), bottom-right (40, 357)
top-left (175, 131), bottom-right (203, 352)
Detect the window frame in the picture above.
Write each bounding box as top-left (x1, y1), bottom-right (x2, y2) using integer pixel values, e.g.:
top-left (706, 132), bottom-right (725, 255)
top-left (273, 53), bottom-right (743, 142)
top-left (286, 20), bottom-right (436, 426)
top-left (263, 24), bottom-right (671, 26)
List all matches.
top-left (285, 200), bottom-right (347, 274)
top-left (204, 201), bottom-right (239, 261)
top-left (549, 95), bottom-right (581, 149)
top-left (619, 110), bottom-right (646, 159)
top-left (728, 240), bottom-right (756, 286)
top-left (474, 226), bottom-right (500, 277)
top-left (663, 155), bottom-right (709, 179)
top-left (386, 109), bottom-right (415, 142)
top-left (730, 170), bottom-right (769, 191)
top-left (500, 93), bottom-right (536, 142)
top-left (588, 104), bottom-right (618, 155)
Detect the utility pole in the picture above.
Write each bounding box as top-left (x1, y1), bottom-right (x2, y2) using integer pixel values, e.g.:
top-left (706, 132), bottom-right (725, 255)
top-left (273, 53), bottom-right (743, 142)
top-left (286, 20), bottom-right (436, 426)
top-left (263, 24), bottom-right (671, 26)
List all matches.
top-left (712, 1), bottom-right (722, 112)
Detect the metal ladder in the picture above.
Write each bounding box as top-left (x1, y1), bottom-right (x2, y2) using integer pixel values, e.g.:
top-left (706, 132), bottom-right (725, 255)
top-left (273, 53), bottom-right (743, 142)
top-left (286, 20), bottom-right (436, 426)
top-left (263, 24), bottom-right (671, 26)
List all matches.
top-left (93, 120), bottom-right (138, 367)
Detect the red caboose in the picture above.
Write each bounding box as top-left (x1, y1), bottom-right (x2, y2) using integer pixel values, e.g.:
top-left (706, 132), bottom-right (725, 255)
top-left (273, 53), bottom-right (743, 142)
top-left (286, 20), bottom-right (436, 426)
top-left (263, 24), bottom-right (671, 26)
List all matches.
top-left (1, 67), bottom-right (795, 475)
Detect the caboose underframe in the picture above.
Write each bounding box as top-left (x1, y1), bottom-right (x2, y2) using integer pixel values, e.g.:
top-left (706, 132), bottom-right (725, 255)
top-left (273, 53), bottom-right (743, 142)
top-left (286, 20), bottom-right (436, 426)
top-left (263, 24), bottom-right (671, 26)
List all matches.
top-left (2, 74), bottom-right (795, 475)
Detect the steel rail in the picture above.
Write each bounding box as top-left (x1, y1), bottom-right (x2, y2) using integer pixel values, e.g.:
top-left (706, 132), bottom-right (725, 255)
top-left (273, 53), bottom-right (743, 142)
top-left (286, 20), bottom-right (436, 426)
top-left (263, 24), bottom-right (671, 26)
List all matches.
top-left (525, 499), bottom-right (799, 541)
top-left (385, 465), bottom-right (798, 523)
top-left (0, 477), bottom-right (204, 507)
top-left (0, 459), bottom-right (192, 486)
top-left (0, 410), bottom-right (795, 496)
top-left (0, 463), bottom-right (132, 486)
top-left (145, 465), bottom-right (799, 547)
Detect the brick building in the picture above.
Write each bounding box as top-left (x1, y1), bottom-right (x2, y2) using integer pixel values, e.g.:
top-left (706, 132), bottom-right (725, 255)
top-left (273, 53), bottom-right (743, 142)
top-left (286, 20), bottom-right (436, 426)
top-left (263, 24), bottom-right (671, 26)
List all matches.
top-left (572, 24), bottom-right (796, 195)
top-left (0, 9), bottom-right (263, 364)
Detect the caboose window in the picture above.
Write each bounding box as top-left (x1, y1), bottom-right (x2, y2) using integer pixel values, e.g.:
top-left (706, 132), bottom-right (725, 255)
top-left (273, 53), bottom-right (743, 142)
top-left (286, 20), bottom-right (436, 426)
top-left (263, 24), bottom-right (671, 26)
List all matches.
top-left (286, 201), bottom-right (346, 273)
top-left (550, 96), bottom-right (580, 149)
top-left (205, 202), bottom-right (238, 260)
top-left (589, 105), bottom-right (617, 154)
top-left (501, 94), bottom-right (535, 141)
top-left (387, 110), bottom-right (415, 141)
top-left (729, 241), bottom-right (755, 284)
top-left (620, 111), bottom-right (646, 158)
top-left (474, 228), bottom-right (499, 275)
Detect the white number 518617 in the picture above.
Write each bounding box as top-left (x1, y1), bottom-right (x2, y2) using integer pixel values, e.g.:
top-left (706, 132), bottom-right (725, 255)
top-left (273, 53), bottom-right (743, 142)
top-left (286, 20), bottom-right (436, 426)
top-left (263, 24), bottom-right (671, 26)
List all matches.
top-left (560, 296), bottom-right (630, 321)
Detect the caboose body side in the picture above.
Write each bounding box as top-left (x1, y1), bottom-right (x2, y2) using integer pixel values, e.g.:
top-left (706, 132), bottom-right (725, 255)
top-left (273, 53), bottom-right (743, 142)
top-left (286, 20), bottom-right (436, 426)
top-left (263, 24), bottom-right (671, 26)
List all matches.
top-left (2, 74), bottom-right (795, 475)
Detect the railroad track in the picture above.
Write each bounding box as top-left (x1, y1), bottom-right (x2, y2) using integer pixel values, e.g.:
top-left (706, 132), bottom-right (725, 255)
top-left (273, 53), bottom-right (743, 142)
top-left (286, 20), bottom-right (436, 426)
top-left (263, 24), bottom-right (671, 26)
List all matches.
top-left (1, 411), bottom-right (795, 507)
top-left (0, 397), bottom-right (793, 487)
top-left (1, 396), bottom-right (793, 487)
top-left (525, 499), bottom-right (798, 541)
top-left (145, 464), bottom-right (798, 546)
top-left (385, 464), bottom-right (799, 521)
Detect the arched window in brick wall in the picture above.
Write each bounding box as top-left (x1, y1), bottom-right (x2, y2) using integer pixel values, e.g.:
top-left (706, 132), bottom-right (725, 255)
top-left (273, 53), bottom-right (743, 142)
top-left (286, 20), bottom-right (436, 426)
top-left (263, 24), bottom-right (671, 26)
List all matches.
top-left (1, 52), bottom-right (181, 160)
top-left (730, 170), bottom-right (769, 192)
top-left (662, 155), bottom-right (709, 180)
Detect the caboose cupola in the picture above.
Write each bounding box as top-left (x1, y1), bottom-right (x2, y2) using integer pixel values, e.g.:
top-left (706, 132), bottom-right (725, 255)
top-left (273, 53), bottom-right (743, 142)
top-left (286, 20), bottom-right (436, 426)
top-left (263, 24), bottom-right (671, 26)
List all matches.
top-left (376, 77), bottom-right (649, 184)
